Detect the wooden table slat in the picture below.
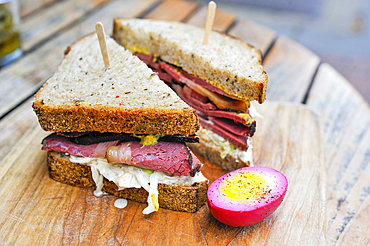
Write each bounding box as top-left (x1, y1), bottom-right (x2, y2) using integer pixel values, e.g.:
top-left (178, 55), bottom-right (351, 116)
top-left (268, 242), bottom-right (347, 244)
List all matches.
top-left (263, 35), bottom-right (321, 103)
top-left (228, 18), bottom-right (276, 56)
top-left (144, 0), bottom-right (198, 21)
top-left (306, 63), bottom-right (370, 245)
top-left (0, 0), bottom-right (157, 118)
top-left (20, 0), bottom-right (111, 52)
top-left (186, 5), bottom-right (235, 32)
top-left (0, 98), bottom-right (37, 161)
top-left (338, 196), bottom-right (370, 245)
top-left (19, 0), bottom-right (58, 18)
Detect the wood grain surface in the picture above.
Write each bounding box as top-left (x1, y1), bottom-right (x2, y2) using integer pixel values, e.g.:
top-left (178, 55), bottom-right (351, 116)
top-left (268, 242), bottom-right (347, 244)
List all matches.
top-left (0, 102), bottom-right (326, 245)
top-left (263, 36), bottom-right (320, 103)
top-left (306, 63), bottom-right (370, 246)
top-left (19, 0), bottom-right (58, 17)
top-left (0, 98), bottom-right (37, 161)
top-left (144, 0), bottom-right (198, 21)
top-left (228, 19), bottom-right (276, 56)
top-left (20, 0), bottom-right (111, 52)
top-left (186, 6), bottom-right (235, 32)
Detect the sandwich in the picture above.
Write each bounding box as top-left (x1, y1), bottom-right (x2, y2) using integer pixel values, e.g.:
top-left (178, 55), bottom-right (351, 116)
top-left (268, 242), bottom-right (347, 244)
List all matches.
top-left (113, 19), bottom-right (268, 171)
top-left (32, 33), bottom-right (208, 214)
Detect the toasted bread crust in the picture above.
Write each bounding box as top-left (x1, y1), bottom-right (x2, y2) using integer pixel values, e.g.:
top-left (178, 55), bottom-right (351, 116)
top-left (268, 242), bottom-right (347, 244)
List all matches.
top-left (33, 102), bottom-right (199, 135)
top-left (113, 18), bottom-right (268, 103)
top-left (188, 142), bottom-right (250, 172)
top-left (47, 151), bottom-right (208, 213)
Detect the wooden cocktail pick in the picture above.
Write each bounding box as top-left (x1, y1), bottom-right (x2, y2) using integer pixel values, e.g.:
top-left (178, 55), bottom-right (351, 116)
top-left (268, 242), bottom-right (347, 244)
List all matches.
top-left (203, 1), bottom-right (217, 45)
top-left (95, 22), bottom-right (110, 68)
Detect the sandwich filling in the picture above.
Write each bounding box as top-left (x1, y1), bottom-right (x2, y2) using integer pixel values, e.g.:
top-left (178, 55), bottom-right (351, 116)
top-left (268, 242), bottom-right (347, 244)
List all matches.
top-left (135, 54), bottom-right (256, 153)
top-left (196, 127), bottom-right (254, 165)
top-left (68, 154), bottom-right (207, 214)
top-left (42, 132), bottom-right (206, 214)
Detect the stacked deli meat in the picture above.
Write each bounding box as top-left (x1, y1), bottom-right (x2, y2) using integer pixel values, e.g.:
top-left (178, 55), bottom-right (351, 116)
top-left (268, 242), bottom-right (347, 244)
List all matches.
top-left (42, 132), bottom-right (201, 177)
top-left (136, 54), bottom-right (256, 152)
top-left (113, 19), bottom-right (268, 171)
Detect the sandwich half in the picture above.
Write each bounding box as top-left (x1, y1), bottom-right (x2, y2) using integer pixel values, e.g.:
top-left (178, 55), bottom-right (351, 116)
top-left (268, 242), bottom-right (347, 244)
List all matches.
top-left (113, 18), bottom-right (268, 171)
top-left (32, 33), bottom-right (208, 214)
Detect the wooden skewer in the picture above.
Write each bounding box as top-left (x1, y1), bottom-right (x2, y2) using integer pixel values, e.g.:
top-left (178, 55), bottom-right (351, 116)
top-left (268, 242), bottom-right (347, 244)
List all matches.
top-left (95, 22), bottom-right (110, 68)
top-left (203, 1), bottom-right (217, 45)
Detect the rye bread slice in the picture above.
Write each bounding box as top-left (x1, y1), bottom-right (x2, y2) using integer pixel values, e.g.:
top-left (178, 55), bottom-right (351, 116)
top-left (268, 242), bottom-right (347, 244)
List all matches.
top-left (113, 18), bottom-right (268, 103)
top-left (33, 33), bottom-right (199, 135)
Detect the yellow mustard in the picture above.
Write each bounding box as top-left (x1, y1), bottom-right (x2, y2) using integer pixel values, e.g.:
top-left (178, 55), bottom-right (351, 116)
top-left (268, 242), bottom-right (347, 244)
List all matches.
top-left (238, 112), bottom-right (254, 125)
top-left (135, 134), bottom-right (161, 147)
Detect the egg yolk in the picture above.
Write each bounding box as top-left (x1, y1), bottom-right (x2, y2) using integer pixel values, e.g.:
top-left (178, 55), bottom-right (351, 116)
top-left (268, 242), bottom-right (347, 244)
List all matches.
top-left (219, 171), bottom-right (269, 203)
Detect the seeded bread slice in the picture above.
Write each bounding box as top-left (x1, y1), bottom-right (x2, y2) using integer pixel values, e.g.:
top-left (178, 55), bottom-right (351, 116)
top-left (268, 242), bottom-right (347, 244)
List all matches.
top-left (33, 33), bottom-right (199, 135)
top-left (113, 18), bottom-right (268, 103)
top-left (47, 151), bottom-right (208, 213)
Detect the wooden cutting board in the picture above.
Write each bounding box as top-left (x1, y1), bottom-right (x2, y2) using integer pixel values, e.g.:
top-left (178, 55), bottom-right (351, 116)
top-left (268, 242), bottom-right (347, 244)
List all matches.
top-left (0, 102), bottom-right (326, 245)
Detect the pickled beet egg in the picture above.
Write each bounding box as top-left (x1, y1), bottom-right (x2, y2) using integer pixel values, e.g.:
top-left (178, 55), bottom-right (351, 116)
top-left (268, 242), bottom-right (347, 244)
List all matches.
top-left (207, 166), bottom-right (288, 227)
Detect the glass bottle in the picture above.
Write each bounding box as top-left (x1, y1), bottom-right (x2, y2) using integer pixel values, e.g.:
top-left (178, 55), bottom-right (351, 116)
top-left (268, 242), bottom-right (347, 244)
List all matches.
top-left (0, 0), bottom-right (22, 67)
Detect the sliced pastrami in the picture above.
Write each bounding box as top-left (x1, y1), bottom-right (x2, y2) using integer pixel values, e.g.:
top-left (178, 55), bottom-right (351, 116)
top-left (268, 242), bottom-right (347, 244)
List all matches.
top-left (173, 84), bottom-right (216, 111)
top-left (106, 141), bottom-right (201, 177)
top-left (183, 85), bottom-right (207, 103)
top-left (182, 72), bottom-right (237, 99)
top-left (42, 133), bottom-right (119, 158)
top-left (212, 110), bottom-right (252, 125)
top-left (136, 54), bottom-right (161, 70)
top-left (159, 61), bottom-right (182, 82)
top-left (210, 117), bottom-right (256, 137)
top-left (152, 68), bottom-right (173, 84)
top-left (136, 55), bottom-right (173, 83)
top-left (175, 69), bottom-right (247, 112)
top-left (184, 93), bottom-right (216, 110)
top-left (159, 60), bottom-right (237, 99)
top-left (198, 117), bottom-right (248, 151)
top-left (173, 84), bottom-right (255, 127)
